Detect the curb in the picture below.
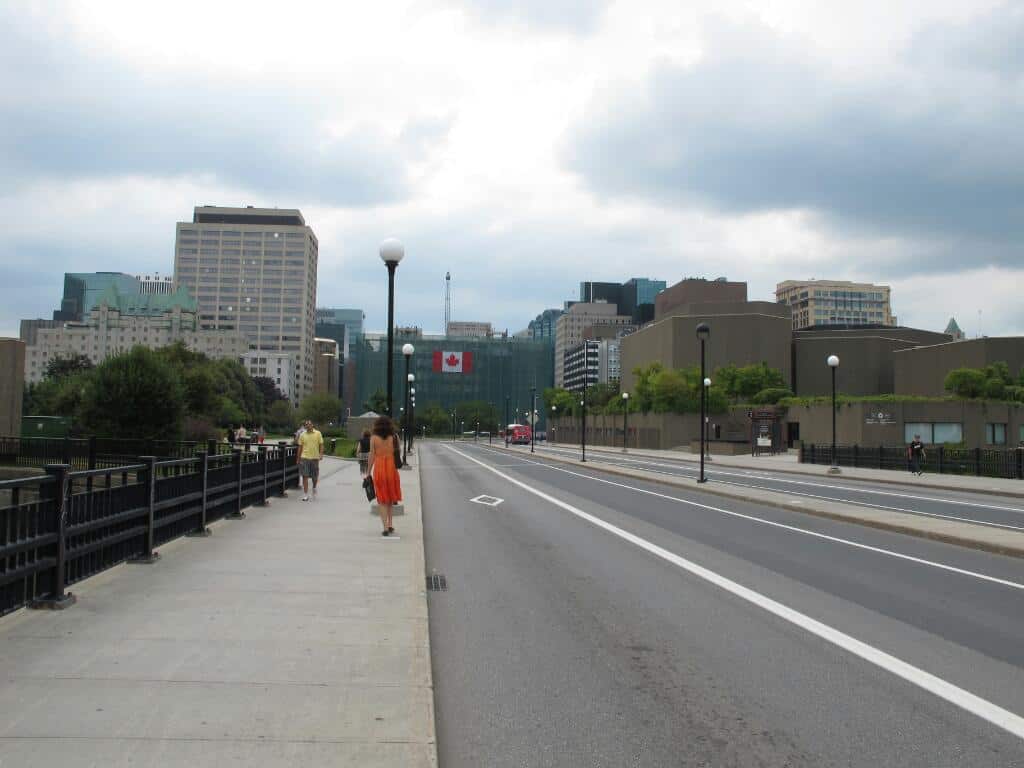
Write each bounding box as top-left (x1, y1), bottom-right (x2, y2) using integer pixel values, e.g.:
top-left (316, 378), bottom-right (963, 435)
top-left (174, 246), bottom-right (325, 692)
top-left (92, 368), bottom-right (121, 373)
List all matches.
top-left (493, 445), bottom-right (1024, 561)
top-left (545, 444), bottom-right (1024, 500)
top-left (411, 450), bottom-right (440, 768)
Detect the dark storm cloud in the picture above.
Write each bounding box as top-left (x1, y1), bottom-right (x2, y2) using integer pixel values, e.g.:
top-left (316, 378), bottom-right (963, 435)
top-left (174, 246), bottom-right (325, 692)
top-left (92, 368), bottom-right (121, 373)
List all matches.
top-left (563, 9), bottom-right (1024, 264)
top-left (0, 13), bottom-right (448, 207)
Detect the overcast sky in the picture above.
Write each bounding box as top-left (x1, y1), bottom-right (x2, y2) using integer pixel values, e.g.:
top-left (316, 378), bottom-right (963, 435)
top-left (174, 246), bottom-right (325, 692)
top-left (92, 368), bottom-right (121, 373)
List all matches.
top-left (2, 0), bottom-right (1022, 338)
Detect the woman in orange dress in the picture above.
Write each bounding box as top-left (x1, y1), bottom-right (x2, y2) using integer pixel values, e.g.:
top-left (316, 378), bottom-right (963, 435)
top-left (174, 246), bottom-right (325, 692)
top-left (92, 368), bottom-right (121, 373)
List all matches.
top-left (366, 416), bottom-right (402, 536)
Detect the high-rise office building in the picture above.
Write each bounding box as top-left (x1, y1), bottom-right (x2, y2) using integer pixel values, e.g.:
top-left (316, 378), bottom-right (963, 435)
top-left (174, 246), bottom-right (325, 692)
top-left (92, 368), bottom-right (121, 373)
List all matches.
top-left (53, 272), bottom-right (141, 321)
top-left (528, 308), bottom-right (563, 340)
top-left (135, 273), bottom-right (174, 295)
top-left (579, 281), bottom-right (624, 307)
top-left (174, 206), bottom-right (319, 404)
top-left (313, 337), bottom-right (341, 404)
top-left (554, 302), bottom-right (632, 388)
top-left (315, 308), bottom-right (365, 360)
top-left (776, 279), bottom-right (894, 330)
top-left (620, 277), bottom-right (667, 324)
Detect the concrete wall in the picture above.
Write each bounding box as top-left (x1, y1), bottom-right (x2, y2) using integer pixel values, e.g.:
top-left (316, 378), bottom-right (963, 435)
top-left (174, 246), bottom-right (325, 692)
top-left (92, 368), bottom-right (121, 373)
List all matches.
top-left (784, 400), bottom-right (1024, 449)
top-left (655, 279), bottom-right (747, 320)
top-left (620, 303), bottom-right (792, 393)
top-left (893, 337), bottom-right (1024, 396)
top-left (0, 339), bottom-right (25, 436)
top-left (792, 327), bottom-right (952, 397)
top-left (550, 408), bottom-right (752, 451)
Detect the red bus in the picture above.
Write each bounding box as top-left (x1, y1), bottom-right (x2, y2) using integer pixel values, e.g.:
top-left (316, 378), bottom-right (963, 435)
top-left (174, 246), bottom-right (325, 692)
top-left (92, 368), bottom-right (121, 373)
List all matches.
top-left (507, 424), bottom-right (532, 445)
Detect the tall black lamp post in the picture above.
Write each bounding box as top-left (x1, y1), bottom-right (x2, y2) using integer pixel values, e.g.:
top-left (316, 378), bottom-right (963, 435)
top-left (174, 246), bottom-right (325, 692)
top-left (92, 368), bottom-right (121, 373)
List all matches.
top-left (530, 386), bottom-right (537, 454)
top-left (703, 377), bottom-right (713, 463)
top-left (505, 396), bottom-right (510, 447)
top-left (551, 404), bottom-right (557, 443)
top-left (621, 391), bottom-right (630, 453)
top-left (697, 322), bottom-right (710, 483)
top-left (409, 384), bottom-right (416, 450)
top-left (380, 239), bottom-right (404, 417)
top-left (580, 391), bottom-right (587, 463)
top-left (828, 355), bottom-right (841, 474)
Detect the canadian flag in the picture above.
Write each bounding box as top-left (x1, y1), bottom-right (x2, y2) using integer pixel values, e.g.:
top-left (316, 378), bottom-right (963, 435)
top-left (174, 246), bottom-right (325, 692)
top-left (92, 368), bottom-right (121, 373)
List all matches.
top-left (433, 350), bottom-right (473, 373)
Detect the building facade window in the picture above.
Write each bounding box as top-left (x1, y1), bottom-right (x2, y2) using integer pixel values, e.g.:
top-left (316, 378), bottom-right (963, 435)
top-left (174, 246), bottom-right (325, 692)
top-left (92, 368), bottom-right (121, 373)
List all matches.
top-left (986, 423), bottom-right (1007, 445)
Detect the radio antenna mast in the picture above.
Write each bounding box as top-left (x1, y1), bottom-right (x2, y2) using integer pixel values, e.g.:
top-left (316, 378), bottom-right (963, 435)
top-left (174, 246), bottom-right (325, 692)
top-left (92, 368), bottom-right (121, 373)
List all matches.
top-left (444, 272), bottom-right (451, 336)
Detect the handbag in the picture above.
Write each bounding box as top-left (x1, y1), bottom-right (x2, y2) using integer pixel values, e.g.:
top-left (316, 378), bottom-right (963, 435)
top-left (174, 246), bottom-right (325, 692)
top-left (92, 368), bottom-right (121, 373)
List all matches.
top-left (362, 474), bottom-right (376, 502)
top-left (393, 435), bottom-right (404, 469)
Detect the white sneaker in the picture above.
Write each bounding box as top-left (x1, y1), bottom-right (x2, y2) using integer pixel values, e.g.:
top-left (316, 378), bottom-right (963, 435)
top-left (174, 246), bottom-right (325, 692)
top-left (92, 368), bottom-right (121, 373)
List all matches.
top-left (302, 495), bottom-right (309, 502)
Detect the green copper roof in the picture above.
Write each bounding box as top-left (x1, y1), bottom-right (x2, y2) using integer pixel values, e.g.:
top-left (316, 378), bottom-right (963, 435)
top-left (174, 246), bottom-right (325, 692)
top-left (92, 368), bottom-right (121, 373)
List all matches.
top-left (944, 317), bottom-right (963, 335)
top-left (94, 284), bottom-right (197, 315)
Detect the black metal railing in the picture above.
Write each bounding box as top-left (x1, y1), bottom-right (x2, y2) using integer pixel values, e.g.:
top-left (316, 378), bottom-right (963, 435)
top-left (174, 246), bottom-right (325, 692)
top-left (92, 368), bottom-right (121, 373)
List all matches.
top-left (799, 443), bottom-right (1024, 480)
top-left (0, 436), bottom-right (239, 472)
top-left (0, 443), bottom-right (300, 617)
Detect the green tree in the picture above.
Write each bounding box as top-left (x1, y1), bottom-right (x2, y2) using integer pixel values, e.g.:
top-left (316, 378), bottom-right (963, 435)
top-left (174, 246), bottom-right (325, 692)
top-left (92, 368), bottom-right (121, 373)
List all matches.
top-left (451, 401), bottom-right (500, 433)
top-left (79, 347), bottom-right (186, 439)
top-left (252, 376), bottom-right (287, 405)
top-left (43, 354), bottom-right (94, 381)
top-left (299, 392), bottom-right (342, 426)
top-left (752, 387), bottom-right (794, 405)
top-left (632, 362), bottom-right (664, 413)
top-left (417, 402), bottom-right (451, 437)
top-left (944, 368), bottom-right (987, 398)
top-left (265, 400), bottom-right (297, 431)
top-left (362, 389), bottom-right (388, 414)
top-left (543, 387), bottom-right (580, 418)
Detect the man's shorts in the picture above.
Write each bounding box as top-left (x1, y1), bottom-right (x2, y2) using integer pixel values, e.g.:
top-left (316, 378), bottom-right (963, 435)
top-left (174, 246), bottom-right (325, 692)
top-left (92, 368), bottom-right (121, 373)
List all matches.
top-left (300, 458), bottom-right (320, 480)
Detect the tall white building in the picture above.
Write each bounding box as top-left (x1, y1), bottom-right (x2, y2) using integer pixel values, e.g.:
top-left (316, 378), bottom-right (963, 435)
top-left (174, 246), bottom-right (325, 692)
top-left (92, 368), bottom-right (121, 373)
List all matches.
top-left (174, 206), bottom-right (319, 405)
top-left (24, 285), bottom-right (246, 383)
top-left (242, 351), bottom-right (296, 401)
top-left (554, 302), bottom-right (632, 388)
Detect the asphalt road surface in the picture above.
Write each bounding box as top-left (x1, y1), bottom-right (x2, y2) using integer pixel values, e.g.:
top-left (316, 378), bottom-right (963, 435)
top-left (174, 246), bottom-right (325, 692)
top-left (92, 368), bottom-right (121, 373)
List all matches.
top-left (420, 440), bottom-right (1024, 767)
top-left (512, 441), bottom-right (1024, 533)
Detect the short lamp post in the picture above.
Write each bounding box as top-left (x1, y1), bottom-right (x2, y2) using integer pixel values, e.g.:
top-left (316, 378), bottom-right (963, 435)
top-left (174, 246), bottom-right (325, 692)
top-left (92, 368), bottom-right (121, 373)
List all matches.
top-left (402, 344), bottom-right (414, 464)
top-left (551, 404), bottom-right (557, 444)
top-left (409, 386), bottom-right (416, 451)
top-left (828, 354), bottom-right (841, 474)
top-left (380, 239), bottom-right (405, 416)
top-left (505, 396), bottom-right (510, 447)
top-left (703, 377), bottom-right (713, 464)
top-left (530, 386), bottom-right (537, 454)
top-left (697, 322), bottom-right (710, 483)
top-left (580, 392), bottom-right (587, 463)
top-left (621, 392), bottom-right (630, 453)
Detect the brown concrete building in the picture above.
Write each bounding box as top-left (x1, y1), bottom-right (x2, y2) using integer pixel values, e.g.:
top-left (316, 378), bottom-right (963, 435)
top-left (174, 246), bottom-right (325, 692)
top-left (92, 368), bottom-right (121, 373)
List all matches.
top-left (0, 339), bottom-right (25, 437)
top-left (894, 337), bottom-right (1024, 397)
top-left (793, 326), bottom-right (952, 397)
top-left (312, 337), bottom-right (340, 399)
top-left (654, 278), bottom-right (747, 320)
top-left (620, 301), bottom-right (792, 394)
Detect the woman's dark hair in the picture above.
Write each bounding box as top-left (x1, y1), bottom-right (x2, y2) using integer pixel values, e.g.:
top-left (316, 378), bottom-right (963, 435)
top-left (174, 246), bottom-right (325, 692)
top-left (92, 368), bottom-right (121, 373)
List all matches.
top-left (362, 429), bottom-right (372, 438)
top-left (372, 416), bottom-right (395, 438)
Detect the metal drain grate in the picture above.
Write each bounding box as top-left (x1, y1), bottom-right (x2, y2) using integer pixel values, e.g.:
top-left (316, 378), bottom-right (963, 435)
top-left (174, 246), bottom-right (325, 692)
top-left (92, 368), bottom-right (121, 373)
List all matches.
top-left (426, 574), bottom-right (448, 592)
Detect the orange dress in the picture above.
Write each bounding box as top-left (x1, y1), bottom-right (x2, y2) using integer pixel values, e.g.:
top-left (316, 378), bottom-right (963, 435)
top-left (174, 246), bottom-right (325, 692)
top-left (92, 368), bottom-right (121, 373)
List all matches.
top-left (372, 436), bottom-right (403, 504)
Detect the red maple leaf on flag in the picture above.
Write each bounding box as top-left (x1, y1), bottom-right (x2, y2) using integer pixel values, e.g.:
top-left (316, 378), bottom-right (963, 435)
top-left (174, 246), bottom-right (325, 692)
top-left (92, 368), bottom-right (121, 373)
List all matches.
top-left (446, 354), bottom-right (458, 367)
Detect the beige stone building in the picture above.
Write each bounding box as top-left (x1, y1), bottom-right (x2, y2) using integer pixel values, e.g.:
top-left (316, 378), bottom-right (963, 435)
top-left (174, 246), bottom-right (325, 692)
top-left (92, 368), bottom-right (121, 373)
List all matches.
top-left (174, 206), bottom-right (319, 404)
top-left (447, 321), bottom-right (494, 338)
top-left (776, 279), bottom-right (895, 330)
top-left (554, 302), bottom-right (632, 388)
top-left (24, 286), bottom-right (246, 383)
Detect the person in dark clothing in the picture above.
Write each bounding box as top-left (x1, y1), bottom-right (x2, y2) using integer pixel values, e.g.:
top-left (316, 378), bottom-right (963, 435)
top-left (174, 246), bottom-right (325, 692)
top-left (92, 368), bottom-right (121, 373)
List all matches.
top-left (358, 429), bottom-right (372, 475)
top-left (227, 426), bottom-right (236, 445)
top-left (907, 435), bottom-right (926, 476)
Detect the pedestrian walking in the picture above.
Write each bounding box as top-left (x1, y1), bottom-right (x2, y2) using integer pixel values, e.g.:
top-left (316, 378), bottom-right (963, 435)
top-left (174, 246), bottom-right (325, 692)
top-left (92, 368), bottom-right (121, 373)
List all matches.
top-left (294, 422), bottom-right (306, 444)
top-left (907, 434), bottom-right (926, 476)
top-left (296, 419), bottom-right (324, 501)
top-left (257, 424), bottom-right (266, 444)
top-left (357, 429), bottom-right (371, 475)
top-left (227, 426), bottom-right (236, 445)
top-left (366, 416), bottom-right (402, 536)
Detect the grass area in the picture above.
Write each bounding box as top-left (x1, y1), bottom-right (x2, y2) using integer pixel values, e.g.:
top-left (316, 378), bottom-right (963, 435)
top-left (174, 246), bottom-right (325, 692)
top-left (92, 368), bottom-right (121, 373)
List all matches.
top-left (328, 437), bottom-right (358, 458)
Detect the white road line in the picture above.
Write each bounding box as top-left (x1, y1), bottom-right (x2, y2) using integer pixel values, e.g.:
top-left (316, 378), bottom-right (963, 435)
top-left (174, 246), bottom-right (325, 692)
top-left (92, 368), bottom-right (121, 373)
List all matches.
top-left (444, 443), bottom-right (1024, 741)
top-left (530, 444), bottom-right (1024, 515)
top-left (469, 444), bottom-right (1024, 592)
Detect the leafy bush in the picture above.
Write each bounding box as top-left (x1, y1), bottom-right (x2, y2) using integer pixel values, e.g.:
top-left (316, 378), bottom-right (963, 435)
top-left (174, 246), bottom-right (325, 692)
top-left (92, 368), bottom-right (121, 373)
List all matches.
top-left (265, 400), bottom-right (296, 431)
top-left (299, 392), bottom-right (342, 427)
top-left (752, 387), bottom-right (794, 405)
top-left (183, 416), bottom-right (220, 443)
top-left (321, 425), bottom-right (347, 438)
top-left (329, 437), bottom-right (358, 458)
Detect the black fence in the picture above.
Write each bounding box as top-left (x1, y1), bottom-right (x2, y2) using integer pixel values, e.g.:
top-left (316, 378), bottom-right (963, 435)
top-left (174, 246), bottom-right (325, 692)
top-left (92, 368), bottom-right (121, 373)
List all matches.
top-left (800, 443), bottom-right (1024, 480)
top-left (0, 436), bottom-right (241, 471)
top-left (0, 443), bottom-right (300, 617)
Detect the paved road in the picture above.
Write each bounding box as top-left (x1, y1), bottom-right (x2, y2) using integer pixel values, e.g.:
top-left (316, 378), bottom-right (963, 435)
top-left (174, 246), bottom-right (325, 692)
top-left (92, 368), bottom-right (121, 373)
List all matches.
top-left (510, 441), bottom-right (1024, 532)
top-left (421, 441), bottom-right (1024, 767)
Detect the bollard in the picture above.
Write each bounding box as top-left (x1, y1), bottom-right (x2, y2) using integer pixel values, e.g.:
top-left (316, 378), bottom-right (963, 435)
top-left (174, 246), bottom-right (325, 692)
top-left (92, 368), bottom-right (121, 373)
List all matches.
top-left (277, 441), bottom-right (289, 496)
top-left (186, 451), bottom-right (212, 537)
top-left (257, 446), bottom-right (269, 506)
top-left (128, 456), bottom-right (160, 563)
top-left (226, 449), bottom-right (245, 519)
top-left (30, 464), bottom-right (77, 609)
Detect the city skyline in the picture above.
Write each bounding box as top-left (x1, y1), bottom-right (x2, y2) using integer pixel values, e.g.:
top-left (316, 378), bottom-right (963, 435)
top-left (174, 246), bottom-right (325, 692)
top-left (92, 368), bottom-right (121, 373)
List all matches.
top-left (2, 2), bottom-right (1022, 342)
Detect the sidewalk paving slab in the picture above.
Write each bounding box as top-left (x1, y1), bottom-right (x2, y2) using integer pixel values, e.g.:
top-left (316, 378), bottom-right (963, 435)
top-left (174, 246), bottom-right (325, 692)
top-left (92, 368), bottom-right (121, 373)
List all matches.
top-left (0, 455), bottom-right (437, 768)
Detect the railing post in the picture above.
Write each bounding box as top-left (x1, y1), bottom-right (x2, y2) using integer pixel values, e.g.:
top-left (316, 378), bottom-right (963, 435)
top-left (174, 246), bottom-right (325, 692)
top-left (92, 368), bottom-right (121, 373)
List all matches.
top-left (878, 445), bottom-right (884, 470)
top-left (88, 436), bottom-right (97, 471)
top-left (1017, 447), bottom-right (1023, 480)
top-left (975, 447), bottom-right (982, 477)
top-left (225, 449), bottom-right (245, 519)
top-left (128, 456), bottom-right (160, 564)
top-left (810, 444), bottom-right (815, 464)
top-left (207, 438), bottom-right (217, 457)
top-left (257, 446), bottom-right (269, 506)
top-left (30, 464), bottom-right (77, 609)
top-left (187, 451), bottom-right (212, 537)
top-left (853, 444), bottom-right (859, 468)
top-left (278, 441), bottom-right (289, 496)
top-left (62, 436), bottom-right (72, 466)
top-left (938, 446), bottom-right (945, 475)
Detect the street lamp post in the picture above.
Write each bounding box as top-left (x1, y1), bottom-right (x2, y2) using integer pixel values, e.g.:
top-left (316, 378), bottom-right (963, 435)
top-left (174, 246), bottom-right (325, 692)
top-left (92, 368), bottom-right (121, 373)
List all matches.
top-left (703, 378), bottom-right (713, 463)
top-left (380, 239), bottom-right (405, 416)
top-left (530, 386), bottom-right (537, 454)
top-left (697, 322), bottom-right (710, 483)
top-left (551, 404), bottom-right (557, 444)
top-left (580, 391), bottom-right (587, 463)
top-left (828, 355), bottom-right (841, 474)
top-left (402, 344), bottom-right (414, 464)
top-left (409, 385), bottom-right (416, 451)
top-left (621, 392), bottom-right (630, 453)
top-left (505, 396), bottom-right (510, 448)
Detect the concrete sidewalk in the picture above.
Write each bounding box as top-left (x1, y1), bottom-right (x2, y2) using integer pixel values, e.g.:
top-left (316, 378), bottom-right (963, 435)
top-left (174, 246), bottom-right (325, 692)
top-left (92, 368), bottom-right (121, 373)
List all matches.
top-left (0, 456), bottom-right (437, 767)
top-left (503, 444), bottom-right (1024, 560)
top-left (545, 441), bottom-right (1024, 498)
